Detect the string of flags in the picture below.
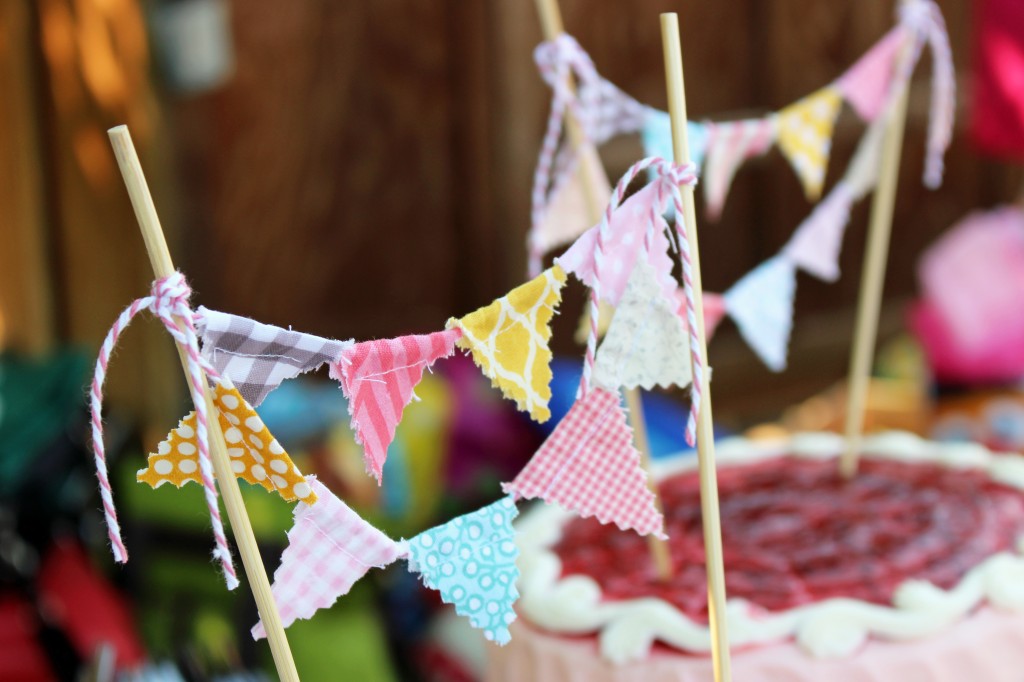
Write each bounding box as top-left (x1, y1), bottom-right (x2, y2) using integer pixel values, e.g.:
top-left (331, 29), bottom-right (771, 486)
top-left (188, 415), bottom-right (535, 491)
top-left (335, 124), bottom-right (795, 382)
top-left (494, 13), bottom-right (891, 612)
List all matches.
top-left (530, 0), bottom-right (953, 371)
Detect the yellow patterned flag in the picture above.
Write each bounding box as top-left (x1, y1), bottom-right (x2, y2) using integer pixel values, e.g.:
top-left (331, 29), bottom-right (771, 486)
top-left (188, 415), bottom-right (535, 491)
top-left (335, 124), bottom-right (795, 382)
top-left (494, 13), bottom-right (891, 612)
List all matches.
top-left (138, 381), bottom-right (317, 504)
top-left (448, 266), bottom-right (567, 422)
top-left (776, 86), bottom-right (843, 200)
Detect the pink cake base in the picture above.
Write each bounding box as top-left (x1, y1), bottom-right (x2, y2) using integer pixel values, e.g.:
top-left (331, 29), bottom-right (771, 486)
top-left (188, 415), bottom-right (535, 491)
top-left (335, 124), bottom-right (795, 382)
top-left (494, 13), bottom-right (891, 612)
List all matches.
top-left (487, 609), bottom-right (1024, 682)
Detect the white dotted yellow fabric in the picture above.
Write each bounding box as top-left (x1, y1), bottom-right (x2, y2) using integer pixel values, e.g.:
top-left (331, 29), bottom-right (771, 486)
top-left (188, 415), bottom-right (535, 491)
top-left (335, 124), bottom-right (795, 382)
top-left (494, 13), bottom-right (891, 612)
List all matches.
top-left (138, 381), bottom-right (317, 504)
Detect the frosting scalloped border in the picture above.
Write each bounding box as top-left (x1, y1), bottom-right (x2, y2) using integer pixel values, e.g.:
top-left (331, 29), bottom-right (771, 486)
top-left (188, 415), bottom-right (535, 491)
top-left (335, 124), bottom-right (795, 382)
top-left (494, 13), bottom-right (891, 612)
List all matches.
top-left (516, 431), bottom-right (1024, 663)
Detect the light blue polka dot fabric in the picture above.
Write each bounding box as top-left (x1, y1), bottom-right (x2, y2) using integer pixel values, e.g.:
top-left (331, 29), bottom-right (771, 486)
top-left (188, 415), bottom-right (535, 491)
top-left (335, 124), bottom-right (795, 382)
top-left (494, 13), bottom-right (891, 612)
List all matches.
top-left (641, 107), bottom-right (708, 169)
top-left (405, 496), bottom-right (520, 644)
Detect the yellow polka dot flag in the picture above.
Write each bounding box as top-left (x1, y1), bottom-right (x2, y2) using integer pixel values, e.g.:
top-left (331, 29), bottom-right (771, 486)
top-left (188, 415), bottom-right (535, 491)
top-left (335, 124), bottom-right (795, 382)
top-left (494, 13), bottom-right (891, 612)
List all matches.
top-left (447, 266), bottom-right (567, 423)
top-left (138, 381), bottom-right (317, 504)
top-left (775, 86), bottom-right (843, 201)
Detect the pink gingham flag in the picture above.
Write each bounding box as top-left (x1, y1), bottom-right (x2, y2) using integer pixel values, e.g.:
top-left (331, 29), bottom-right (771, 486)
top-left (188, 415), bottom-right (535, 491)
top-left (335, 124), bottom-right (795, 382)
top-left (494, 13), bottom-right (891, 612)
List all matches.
top-left (331, 329), bottom-right (461, 484)
top-left (838, 27), bottom-right (906, 123)
top-left (252, 478), bottom-right (401, 639)
top-left (502, 387), bottom-right (665, 538)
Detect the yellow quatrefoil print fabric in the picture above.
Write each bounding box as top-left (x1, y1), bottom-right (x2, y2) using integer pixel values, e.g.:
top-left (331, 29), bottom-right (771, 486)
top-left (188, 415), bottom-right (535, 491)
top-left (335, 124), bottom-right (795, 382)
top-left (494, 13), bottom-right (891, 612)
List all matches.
top-left (138, 382), bottom-right (317, 504)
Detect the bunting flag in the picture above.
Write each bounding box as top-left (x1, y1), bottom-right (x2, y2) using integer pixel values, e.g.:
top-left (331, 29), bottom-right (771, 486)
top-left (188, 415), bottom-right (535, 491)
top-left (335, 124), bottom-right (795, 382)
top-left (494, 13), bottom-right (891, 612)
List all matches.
top-left (641, 108), bottom-right (710, 168)
top-left (845, 114), bottom-right (887, 199)
top-left (138, 380), bottom-right (317, 504)
top-left (775, 86), bottom-right (844, 200)
top-left (448, 267), bottom-right (567, 423)
top-left (782, 181), bottom-right (856, 282)
top-left (838, 27), bottom-right (906, 123)
top-left (670, 289), bottom-right (729, 340)
top-left (530, 143), bottom-right (612, 259)
top-left (503, 387), bottom-right (665, 538)
top-left (703, 118), bottom-right (776, 220)
top-left (331, 329), bottom-right (461, 484)
top-left (593, 260), bottom-right (692, 391)
top-left (404, 496), bottom-right (520, 645)
top-left (724, 256), bottom-right (797, 372)
top-left (253, 478), bottom-right (402, 639)
top-left (197, 307), bottom-right (352, 407)
top-left (557, 182), bottom-right (674, 306)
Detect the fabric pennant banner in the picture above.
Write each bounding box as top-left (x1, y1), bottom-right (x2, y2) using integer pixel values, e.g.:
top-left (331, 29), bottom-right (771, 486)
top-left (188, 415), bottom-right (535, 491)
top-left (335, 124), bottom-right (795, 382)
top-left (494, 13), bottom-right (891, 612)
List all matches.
top-left (503, 387), bottom-right (665, 538)
top-left (703, 118), bottom-right (776, 220)
top-left (448, 267), bottom-right (567, 423)
top-left (404, 496), bottom-right (520, 645)
top-left (252, 478), bottom-right (402, 639)
top-left (139, 380), bottom-right (317, 504)
top-left (724, 256), bottom-right (797, 372)
top-left (557, 181), bottom-right (675, 306)
top-left (838, 27), bottom-right (907, 122)
top-left (845, 114), bottom-right (887, 199)
top-left (531, 143), bottom-right (612, 259)
top-left (641, 108), bottom-right (710, 168)
top-left (594, 260), bottom-right (692, 391)
top-left (197, 307), bottom-right (352, 407)
top-left (331, 329), bottom-right (461, 484)
top-left (775, 86), bottom-right (844, 200)
top-left (782, 181), bottom-right (856, 282)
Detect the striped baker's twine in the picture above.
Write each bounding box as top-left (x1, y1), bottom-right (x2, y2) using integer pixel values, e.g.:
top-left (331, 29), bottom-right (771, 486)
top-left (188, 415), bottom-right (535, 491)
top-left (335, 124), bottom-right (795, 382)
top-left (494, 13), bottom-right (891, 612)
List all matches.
top-left (528, 35), bottom-right (600, 278)
top-left (896, 0), bottom-right (955, 189)
top-left (576, 157), bottom-right (702, 445)
top-left (90, 272), bottom-right (239, 589)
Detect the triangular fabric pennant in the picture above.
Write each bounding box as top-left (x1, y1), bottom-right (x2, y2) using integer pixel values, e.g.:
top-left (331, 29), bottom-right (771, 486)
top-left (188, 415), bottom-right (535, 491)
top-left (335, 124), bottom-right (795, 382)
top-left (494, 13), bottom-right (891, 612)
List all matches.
top-left (782, 181), bottom-right (856, 282)
top-left (775, 86), bottom-right (844, 200)
top-left (139, 381), bottom-right (317, 504)
top-left (838, 27), bottom-right (906, 123)
top-left (253, 478), bottom-right (401, 639)
top-left (724, 256), bottom-right (797, 372)
top-left (845, 114), bottom-right (887, 200)
top-left (404, 496), bottom-right (520, 645)
top-left (502, 387), bottom-right (665, 538)
top-left (594, 260), bottom-right (692, 391)
top-left (532, 143), bottom-right (613, 257)
top-left (557, 182), bottom-right (674, 306)
top-left (641, 108), bottom-right (710, 168)
top-left (197, 307), bottom-right (352, 407)
top-left (703, 118), bottom-right (776, 220)
top-left (448, 267), bottom-right (567, 422)
top-left (331, 329), bottom-right (461, 484)
top-left (668, 289), bottom-right (727, 341)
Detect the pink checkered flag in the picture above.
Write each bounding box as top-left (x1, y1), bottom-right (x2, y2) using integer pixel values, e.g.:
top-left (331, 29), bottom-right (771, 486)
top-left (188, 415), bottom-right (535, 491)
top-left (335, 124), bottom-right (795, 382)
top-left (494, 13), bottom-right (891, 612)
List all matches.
top-left (252, 477), bottom-right (402, 639)
top-left (502, 387), bottom-right (665, 538)
top-left (330, 329), bottom-right (461, 484)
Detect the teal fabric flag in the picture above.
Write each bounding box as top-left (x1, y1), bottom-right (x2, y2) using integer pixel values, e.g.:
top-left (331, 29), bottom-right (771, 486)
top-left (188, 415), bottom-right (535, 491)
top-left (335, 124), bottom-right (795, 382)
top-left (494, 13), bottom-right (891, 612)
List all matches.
top-left (405, 496), bottom-right (520, 645)
top-left (641, 108), bottom-right (708, 168)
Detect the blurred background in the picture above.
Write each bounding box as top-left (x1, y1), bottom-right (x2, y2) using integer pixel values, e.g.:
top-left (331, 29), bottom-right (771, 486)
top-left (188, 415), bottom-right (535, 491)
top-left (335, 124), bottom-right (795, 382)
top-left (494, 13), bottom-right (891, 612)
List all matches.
top-left (3, 0), bottom-right (1024, 679)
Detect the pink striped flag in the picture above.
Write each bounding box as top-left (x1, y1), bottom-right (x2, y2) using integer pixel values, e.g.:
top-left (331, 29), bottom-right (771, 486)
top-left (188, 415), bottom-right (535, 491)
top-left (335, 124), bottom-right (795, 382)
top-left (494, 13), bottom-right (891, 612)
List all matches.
top-left (702, 119), bottom-right (776, 220)
top-left (502, 388), bottom-right (665, 538)
top-left (838, 27), bottom-right (906, 122)
top-left (331, 329), bottom-right (461, 484)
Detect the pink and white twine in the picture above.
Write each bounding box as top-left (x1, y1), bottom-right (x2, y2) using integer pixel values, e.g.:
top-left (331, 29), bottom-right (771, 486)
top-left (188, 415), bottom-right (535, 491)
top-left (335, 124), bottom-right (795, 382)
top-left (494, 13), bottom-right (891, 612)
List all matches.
top-left (574, 157), bottom-right (703, 446)
top-left (90, 272), bottom-right (239, 589)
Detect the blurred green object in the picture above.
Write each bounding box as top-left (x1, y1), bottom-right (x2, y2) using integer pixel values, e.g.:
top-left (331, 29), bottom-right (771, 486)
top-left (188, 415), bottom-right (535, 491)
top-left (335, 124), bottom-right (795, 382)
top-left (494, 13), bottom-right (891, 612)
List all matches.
top-left (0, 350), bottom-right (89, 497)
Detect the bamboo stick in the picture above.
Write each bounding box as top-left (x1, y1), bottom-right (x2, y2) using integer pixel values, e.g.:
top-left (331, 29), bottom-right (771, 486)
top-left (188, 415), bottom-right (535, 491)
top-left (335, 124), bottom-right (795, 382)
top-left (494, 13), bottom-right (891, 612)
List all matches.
top-left (660, 13), bottom-right (732, 681)
top-left (108, 126), bottom-right (299, 682)
top-left (534, 0), bottom-right (673, 581)
top-left (839, 65), bottom-right (912, 479)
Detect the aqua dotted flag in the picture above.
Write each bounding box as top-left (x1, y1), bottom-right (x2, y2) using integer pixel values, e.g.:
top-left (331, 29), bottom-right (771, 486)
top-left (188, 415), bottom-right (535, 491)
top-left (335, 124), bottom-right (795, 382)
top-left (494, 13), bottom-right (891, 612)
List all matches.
top-left (404, 496), bottom-right (520, 645)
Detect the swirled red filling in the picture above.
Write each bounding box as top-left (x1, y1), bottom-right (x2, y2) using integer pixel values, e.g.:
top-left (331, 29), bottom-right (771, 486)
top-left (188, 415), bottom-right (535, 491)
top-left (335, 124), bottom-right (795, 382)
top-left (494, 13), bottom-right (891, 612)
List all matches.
top-left (554, 456), bottom-right (1024, 621)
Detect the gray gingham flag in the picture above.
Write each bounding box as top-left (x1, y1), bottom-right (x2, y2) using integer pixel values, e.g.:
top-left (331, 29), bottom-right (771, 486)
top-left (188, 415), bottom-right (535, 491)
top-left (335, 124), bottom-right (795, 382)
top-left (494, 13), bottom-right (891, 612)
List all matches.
top-left (196, 307), bottom-right (352, 406)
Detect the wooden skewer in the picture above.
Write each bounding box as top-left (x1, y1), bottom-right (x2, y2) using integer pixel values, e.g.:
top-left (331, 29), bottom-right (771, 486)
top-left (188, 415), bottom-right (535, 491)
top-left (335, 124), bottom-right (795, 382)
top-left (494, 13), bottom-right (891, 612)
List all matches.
top-left (534, 0), bottom-right (673, 581)
top-left (839, 57), bottom-right (912, 479)
top-left (108, 126), bottom-right (300, 682)
top-left (660, 13), bottom-right (732, 681)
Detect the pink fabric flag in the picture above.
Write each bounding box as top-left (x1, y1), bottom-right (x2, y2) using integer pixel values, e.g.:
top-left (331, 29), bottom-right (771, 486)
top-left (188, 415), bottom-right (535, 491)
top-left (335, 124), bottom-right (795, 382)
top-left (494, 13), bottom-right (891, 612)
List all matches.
top-left (782, 181), bottom-right (856, 282)
top-left (502, 388), bottom-right (665, 538)
top-left (838, 27), bottom-right (907, 122)
top-left (331, 329), bottom-right (461, 484)
top-left (672, 289), bottom-right (728, 340)
top-left (531, 144), bottom-right (612, 260)
top-left (557, 182), bottom-right (673, 306)
top-left (252, 478), bottom-right (401, 639)
top-left (702, 118), bottom-right (776, 220)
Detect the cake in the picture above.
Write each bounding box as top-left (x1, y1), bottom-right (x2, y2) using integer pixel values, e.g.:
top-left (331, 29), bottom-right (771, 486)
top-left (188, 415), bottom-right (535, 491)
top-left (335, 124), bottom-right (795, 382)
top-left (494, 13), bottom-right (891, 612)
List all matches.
top-left (488, 432), bottom-right (1024, 680)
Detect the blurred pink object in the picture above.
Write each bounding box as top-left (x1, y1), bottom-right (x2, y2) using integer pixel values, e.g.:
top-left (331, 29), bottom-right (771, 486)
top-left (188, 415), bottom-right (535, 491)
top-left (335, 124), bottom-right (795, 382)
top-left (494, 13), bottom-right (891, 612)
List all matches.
top-left (912, 206), bottom-right (1024, 383)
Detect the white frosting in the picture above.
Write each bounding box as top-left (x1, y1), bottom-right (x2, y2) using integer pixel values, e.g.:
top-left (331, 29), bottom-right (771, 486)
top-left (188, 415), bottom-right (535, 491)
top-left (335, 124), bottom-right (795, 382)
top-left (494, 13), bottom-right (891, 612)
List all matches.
top-left (516, 431), bottom-right (1024, 663)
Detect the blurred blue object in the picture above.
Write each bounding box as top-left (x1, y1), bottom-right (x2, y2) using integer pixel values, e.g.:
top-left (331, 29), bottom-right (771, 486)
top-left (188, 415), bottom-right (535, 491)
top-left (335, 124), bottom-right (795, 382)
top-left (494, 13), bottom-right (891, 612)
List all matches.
top-left (547, 358), bottom-right (730, 458)
top-left (257, 378), bottom-right (347, 445)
